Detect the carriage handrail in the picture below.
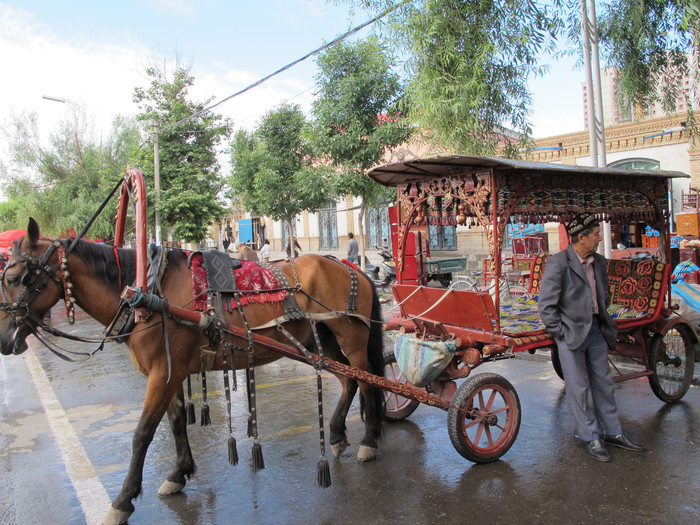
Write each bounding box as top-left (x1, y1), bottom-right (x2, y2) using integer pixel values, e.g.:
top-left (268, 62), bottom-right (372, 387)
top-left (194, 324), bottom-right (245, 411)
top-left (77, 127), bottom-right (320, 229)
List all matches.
top-left (114, 169), bottom-right (149, 322)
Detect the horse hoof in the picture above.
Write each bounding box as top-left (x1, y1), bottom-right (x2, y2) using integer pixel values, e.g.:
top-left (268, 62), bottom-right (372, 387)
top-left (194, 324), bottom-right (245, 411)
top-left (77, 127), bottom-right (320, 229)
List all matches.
top-left (102, 506), bottom-right (132, 525)
top-left (331, 439), bottom-right (349, 458)
top-left (158, 479), bottom-right (185, 496)
top-left (357, 445), bottom-right (377, 462)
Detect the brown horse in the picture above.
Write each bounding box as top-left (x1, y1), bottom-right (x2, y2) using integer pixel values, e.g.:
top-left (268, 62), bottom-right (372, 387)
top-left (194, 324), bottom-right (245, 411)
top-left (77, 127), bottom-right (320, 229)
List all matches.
top-left (0, 218), bottom-right (385, 525)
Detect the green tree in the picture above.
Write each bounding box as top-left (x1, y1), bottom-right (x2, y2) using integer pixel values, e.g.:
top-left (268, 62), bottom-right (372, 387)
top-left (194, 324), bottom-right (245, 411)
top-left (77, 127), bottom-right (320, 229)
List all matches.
top-left (229, 103), bottom-right (334, 256)
top-left (312, 36), bottom-right (413, 265)
top-left (595, 0), bottom-right (699, 116)
top-left (0, 111), bottom-right (140, 238)
top-left (133, 63), bottom-right (232, 243)
top-left (340, 1), bottom-right (699, 148)
top-left (338, 1), bottom-right (561, 156)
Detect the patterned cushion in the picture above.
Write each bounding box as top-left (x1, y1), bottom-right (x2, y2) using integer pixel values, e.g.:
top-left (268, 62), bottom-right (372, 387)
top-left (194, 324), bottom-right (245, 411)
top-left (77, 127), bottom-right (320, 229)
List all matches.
top-left (606, 259), bottom-right (665, 320)
top-left (500, 257), bottom-right (667, 349)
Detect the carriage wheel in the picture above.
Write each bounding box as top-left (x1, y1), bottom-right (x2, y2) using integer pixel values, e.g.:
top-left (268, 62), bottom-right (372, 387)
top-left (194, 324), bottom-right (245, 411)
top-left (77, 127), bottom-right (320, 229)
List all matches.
top-left (648, 325), bottom-right (695, 403)
top-left (447, 373), bottom-right (521, 463)
top-left (382, 351), bottom-right (420, 421)
top-left (550, 346), bottom-right (564, 380)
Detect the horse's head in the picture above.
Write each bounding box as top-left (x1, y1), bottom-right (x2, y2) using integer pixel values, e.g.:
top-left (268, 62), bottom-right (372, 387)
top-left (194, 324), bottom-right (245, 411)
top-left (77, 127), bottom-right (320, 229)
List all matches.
top-left (0, 218), bottom-right (64, 355)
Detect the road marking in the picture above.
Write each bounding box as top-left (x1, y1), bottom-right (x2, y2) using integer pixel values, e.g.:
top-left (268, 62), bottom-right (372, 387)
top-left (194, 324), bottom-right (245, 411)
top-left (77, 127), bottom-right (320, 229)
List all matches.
top-left (25, 352), bottom-right (112, 525)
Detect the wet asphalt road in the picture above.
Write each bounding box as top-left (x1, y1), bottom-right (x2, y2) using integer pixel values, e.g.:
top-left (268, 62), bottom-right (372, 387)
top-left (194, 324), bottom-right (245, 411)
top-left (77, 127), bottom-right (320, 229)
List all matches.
top-left (1, 306), bottom-right (699, 525)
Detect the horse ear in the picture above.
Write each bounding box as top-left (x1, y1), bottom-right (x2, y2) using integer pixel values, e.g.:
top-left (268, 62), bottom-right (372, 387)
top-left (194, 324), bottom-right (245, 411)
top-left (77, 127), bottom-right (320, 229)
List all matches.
top-left (27, 217), bottom-right (40, 245)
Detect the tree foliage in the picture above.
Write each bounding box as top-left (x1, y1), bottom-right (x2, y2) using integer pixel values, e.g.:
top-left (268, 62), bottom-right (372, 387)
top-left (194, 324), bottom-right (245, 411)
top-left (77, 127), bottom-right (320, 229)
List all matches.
top-left (338, 0), bottom-right (699, 149)
top-left (229, 103), bottom-right (334, 228)
top-left (338, 1), bottom-right (562, 156)
top-left (595, 0), bottom-right (700, 115)
top-left (312, 36), bottom-right (412, 202)
top-left (0, 111), bottom-right (139, 238)
top-left (132, 63), bottom-right (232, 243)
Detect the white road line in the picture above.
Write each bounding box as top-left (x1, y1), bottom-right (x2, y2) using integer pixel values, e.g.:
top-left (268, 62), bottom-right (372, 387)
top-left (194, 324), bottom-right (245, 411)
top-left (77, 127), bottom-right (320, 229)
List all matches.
top-left (25, 352), bottom-right (112, 525)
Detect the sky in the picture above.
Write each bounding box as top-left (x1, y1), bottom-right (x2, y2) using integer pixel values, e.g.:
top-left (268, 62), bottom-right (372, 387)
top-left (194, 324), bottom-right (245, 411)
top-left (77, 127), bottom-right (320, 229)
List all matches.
top-left (0, 0), bottom-right (584, 169)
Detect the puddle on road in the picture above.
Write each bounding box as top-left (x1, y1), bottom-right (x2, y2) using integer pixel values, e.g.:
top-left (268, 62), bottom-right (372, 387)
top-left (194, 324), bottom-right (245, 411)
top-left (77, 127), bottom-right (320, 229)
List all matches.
top-left (0, 409), bottom-right (48, 456)
top-left (65, 403), bottom-right (141, 438)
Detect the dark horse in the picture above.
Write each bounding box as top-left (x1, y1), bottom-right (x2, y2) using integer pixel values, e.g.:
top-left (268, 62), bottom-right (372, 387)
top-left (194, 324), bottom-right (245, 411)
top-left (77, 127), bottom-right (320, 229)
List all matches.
top-left (0, 219), bottom-right (385, 525)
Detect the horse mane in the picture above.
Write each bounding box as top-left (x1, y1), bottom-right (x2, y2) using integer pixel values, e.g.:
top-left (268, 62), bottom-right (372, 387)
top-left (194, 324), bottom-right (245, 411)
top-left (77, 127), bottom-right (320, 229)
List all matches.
top-left (67, 239), bottom-right (188, 293)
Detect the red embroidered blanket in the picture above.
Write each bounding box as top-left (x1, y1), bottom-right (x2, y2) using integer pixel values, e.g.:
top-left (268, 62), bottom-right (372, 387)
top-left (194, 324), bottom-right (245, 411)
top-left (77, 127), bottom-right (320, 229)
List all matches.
top-left (190, 253), bottom-right (287, 311)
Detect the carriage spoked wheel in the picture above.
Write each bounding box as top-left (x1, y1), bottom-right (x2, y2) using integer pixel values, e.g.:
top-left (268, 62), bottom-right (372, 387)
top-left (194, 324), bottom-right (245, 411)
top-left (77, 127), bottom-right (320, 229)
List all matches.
top-left (447, 373), bottom-right (521, 463)
top-left (648, 324), bottom-right (695, 403)
top-left (382, 351), bottom-right (420, 421)
top-left (550, 346), bottom-right (564, 380)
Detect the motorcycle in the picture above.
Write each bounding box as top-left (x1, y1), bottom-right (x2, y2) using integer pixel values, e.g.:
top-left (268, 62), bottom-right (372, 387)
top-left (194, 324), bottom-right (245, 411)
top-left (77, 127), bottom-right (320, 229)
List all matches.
top-left (365, 246), bottom-right (396, 290)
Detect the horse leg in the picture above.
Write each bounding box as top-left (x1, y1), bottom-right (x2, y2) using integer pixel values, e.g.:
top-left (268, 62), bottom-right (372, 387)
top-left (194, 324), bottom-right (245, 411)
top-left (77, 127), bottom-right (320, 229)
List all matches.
top-left (355, 379), bottom-right (383, 462)
top-left (310, 323), bottom-right (357, 457)
top-left (158, 385), bottom-right (197, 496)
top-left (103, 375), bottom-right (176, 525)
top-left (322, 320), bottom-right (384, 463)
top-left (328, 374), bottom-right (357, 458)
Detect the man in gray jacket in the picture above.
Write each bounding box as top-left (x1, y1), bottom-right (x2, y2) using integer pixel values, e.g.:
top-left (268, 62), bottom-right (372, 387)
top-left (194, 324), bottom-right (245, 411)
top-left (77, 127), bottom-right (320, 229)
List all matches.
top-left (538, 213), bottom-right (645, 461)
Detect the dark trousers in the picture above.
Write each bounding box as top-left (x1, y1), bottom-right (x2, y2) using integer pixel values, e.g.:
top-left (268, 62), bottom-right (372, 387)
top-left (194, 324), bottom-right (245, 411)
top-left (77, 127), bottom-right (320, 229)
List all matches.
top-left (555, 321), bottom-right (622, 441)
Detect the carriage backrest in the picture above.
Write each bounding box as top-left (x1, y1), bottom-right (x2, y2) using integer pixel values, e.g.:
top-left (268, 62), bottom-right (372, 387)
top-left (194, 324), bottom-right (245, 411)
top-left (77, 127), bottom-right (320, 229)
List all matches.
top-left (526, 253), bottom-right (668, 320)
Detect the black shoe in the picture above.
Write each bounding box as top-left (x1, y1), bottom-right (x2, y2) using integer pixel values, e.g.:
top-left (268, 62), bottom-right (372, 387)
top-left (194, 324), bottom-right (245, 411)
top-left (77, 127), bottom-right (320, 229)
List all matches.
top-left (603, 433), bottom-right (646, 452)
top-left (584, 439), bottom-right (611, 462)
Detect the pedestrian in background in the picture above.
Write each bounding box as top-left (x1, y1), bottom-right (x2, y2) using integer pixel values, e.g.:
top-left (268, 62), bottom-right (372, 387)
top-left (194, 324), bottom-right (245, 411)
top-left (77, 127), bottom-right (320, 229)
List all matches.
top-left (260, 239), bottom-right (271, 262)
top-left (538, 213), bottom-right (646, 462)
top-left (346, 232), bottom-right (359, 263)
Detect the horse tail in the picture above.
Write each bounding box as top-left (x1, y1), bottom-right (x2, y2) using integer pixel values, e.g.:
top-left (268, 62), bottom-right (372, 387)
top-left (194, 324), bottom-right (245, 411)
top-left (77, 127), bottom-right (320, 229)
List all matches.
top-left (360, 277), bottom-right (386, 432)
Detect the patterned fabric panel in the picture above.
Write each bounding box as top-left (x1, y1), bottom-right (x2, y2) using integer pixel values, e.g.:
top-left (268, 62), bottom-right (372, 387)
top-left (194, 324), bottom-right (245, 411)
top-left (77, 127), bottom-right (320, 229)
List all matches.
top-left (528, 253), bottom-right (550, 295)
top-left (606, 259), bottom-right (665, 314)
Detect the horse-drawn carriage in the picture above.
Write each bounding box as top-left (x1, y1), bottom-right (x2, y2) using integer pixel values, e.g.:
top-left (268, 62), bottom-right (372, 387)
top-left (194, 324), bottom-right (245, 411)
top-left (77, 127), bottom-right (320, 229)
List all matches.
top-left (0, 157), bottom-right (695, 523)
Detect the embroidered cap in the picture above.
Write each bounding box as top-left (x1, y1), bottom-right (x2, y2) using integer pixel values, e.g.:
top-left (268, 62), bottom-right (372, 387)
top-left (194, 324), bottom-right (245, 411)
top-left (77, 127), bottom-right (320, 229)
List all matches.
top-left (566, 213), bottom-right (598, 237)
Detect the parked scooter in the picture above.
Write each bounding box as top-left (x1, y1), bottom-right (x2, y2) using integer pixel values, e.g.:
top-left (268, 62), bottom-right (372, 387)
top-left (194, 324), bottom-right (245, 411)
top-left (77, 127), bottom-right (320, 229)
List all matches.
top-left (364, 245), bottom-right (396, 290)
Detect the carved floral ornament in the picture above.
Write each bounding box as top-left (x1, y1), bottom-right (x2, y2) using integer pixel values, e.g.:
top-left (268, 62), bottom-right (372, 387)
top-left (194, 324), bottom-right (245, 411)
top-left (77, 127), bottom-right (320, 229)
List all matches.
top-left (396, 171), bottom-right (668, 230)
top-left (392, 169), bottom-right (671, 269)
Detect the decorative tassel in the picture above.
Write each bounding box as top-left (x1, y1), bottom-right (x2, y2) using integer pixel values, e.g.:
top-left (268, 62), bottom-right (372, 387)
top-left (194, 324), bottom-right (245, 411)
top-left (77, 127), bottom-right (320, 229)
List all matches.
top-left (228, 436), bottom-right (239, 466)
top-left (200, 403), bottom-right (211, 426)
top-left (252, 442), bottom-right (265, 471)
top-left (316, 458), bottom-right (331, 488)
top-left (186, 400), bottom-right (196, 425)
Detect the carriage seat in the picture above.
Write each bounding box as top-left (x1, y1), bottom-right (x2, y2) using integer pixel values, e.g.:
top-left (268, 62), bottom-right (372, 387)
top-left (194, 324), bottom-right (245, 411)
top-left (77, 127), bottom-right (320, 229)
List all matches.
top-left (500, 253), bottom-right (669, 351)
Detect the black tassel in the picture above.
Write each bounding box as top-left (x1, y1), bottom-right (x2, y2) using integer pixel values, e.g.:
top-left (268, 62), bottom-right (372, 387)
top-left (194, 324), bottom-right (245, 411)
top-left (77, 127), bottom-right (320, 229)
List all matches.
top-left (200, 403), bottom-right (211, 426)
top-left (186, 400), bottom-right (196, 425)
top-left (317, 458), bottom-right (331, 488)
top-left (252, 443), bottom-right (265, 471)
top-left (228, 436), bottom-right (239, 466)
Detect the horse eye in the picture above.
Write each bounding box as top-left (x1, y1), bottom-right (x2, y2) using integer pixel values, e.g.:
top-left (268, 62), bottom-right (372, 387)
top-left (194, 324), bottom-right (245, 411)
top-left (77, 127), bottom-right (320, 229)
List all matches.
top-left (6, 275), bottom-right (20, 286)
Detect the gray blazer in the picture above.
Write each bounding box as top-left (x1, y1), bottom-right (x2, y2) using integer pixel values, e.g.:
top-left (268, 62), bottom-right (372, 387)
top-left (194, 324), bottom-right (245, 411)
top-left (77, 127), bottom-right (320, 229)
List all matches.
top-left (538, 245), bottom-right (618, 350)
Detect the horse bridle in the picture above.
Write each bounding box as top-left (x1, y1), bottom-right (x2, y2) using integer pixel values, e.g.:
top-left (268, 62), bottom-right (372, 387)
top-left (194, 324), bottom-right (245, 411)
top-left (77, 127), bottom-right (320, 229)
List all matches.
top-left (0, 240), bottom-right (65, 321)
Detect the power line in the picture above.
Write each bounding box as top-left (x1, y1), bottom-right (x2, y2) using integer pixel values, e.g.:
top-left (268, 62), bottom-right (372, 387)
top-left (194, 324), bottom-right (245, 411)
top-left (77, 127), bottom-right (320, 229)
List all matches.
top-left (158, 0), bottom-right (411, 135)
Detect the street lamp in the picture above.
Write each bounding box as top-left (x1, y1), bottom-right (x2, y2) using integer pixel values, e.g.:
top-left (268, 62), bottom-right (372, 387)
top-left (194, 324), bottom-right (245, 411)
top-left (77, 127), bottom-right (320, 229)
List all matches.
top-left (42, 95), bottom-right (83, 110)
top-left (42, 94), bottom-right (87, 172)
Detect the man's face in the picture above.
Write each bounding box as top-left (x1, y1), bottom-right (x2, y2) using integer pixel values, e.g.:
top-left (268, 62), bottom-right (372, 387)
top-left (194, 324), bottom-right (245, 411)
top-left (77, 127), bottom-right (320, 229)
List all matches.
top-left (578, 226), bottom-right (602, 256)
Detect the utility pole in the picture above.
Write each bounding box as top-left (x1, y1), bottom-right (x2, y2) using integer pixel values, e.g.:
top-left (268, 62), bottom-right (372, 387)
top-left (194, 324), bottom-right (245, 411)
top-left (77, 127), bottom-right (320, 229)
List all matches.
top-left (581, 0), bottom-right (612, 257)
top-left (154, 123), bottom-right (162, 245)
